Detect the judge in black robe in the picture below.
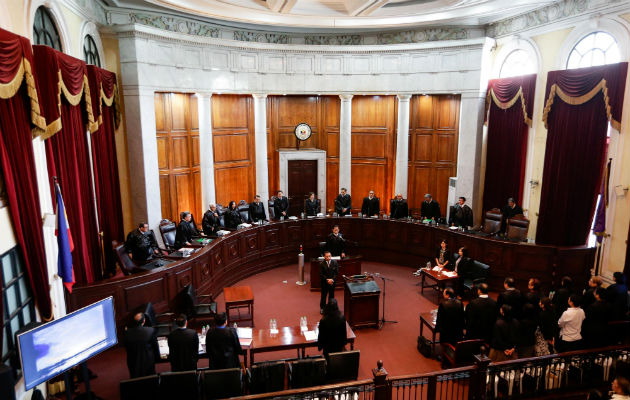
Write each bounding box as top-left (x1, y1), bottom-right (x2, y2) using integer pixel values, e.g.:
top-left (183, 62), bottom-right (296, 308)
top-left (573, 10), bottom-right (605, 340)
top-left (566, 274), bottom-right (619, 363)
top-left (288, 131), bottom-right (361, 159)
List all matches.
top-left (334, 188), bottom-right (352, 216)
top-left (390, 194), bottom-right (408, 219)
top-left (361, 191), bottom-right (380, 217)
top-left (224, 201), bottom-right (243, 229)
top-left (326, 226), bottom-right (346, 257)
top-left (435, 288), bottom-right (465, 346)
top-left (249, 195), bottom-right (266, 222)
top-left (202, 205), bottom-right (221, 236)
top-left (420, 194), bottom-right (441, 220)
top-left (305, 192), bottom-right (320, 216)
top-left (175, 212), bottom-right (198, 249)
top-left (167, 315), bottom-right (199, 372)
top-left (126, 223), bottom-right (160, 262)
top-left (449, 197), bottom-right (473, 228)
top-left (273, 191), bottom-right (289, 219)
top-left (205, 313), bottom-right (243, 370)
top-left (501, 197), bottom-right (523, 233)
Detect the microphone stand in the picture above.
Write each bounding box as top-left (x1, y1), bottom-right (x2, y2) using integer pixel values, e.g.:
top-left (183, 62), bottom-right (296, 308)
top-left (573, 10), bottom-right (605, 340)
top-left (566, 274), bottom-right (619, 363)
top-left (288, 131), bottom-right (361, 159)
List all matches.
top-left (372, 272), bottom-right (398, 329)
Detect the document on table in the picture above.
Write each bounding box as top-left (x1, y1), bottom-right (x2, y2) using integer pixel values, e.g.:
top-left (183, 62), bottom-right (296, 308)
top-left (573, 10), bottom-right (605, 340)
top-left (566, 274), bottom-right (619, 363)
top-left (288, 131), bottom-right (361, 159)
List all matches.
top-left (237, 327), bottom-right (252, 339)
top-left (303, 330), bottom-right (317, 341)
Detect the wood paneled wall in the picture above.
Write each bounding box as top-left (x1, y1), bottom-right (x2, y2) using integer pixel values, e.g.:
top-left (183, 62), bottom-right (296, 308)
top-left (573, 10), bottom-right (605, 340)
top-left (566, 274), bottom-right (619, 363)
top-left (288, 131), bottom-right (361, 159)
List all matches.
top-left (351, 95), bottom-right (396, 213)
top-left (155, 93), bottom-right (202, 224)
top-left (212, 94), bottom-right (256, 206)
top-left (408, 94), bottom-right (460, 216)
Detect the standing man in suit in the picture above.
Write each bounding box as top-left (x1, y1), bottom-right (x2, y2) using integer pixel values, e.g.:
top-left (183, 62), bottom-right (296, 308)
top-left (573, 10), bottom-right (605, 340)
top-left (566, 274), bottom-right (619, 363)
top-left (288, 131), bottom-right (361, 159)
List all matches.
top-left (319, 251), bottom-right (339, 314)
top-left (501, 197), bottom-right (523, 233)
top-left (497, 277), bottom-right (524, 319)
top-left (390, 193), bottom-right (408, 219)
top-left (167, 314), bottom-right (199, 372)
top-left (205, 312), bottom-right (243, 369)
top-left (326, 225), bottom-right (346, 257)
top-left (466, 283), bottom-right (498, 343)
top-left (123, 313), bottom-right (159, 378)
top-left (449, 197), bottom-right (473, 228)
top-left (273, 190), bottom-right (289, 220)
top-left (420, 193), bottom-right (441, 220)
top-left (334, 188), bottom-right (352, 216)
top-left (435, 287), bottom-right (465, 346)
top-left (202, 204), bottom-right (221, 236)
top-left (249, 194), bottom-right (267, 223)
top-left (361, 190), bottom-right (380, 217)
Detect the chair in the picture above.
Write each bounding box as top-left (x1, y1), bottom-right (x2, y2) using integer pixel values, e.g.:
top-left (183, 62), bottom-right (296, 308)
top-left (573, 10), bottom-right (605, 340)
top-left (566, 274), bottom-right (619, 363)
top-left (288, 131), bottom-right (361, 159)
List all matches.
top-left (237, 202), bottom-right (250, 223)
top-left (159, 219), bottom-right (178, 250)
top-left (159, 370), bottom-right (199, 400)
top-left (288, 357), bottom-right (326, 388)
top-left (319, 241), bottom-right (327, 257)
top-left (451, 253), bottom-right (490, 295)
top-left (442, 339), bottom-right (486, 368)
top-left (120, 374), bottom-right (159, 400)
top-left (201, 368), bottom-right (242, 400)
top-left (113, 240), bottom-right (138, 275)
top-left (143, 302), bottom-right (174, 337)
top-left (326, 350), bottom-right (360, 383)
top-left (247, 361), bottom-right (286, 394)
top-left (268, 197), bottom-right (276, 220)
top-left (506, 215), bottom-right (529, 242)
top-left (215, 205), bottom-right (227, 228)
top-left (479, 208), bottom-right (502, 236)
top-left (181, 284), bottom-right (217, 323)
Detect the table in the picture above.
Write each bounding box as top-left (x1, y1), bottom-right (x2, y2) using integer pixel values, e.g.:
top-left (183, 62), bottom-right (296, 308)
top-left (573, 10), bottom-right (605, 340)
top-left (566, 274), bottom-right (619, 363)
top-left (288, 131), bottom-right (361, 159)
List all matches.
top-left (249, 322), bottom-right (355, 365)
top-left (420, 268), bottom-right (459, 294)
top-left (224, 286), bottom-right (254, 327)
top-left (419, 311), bottom-right (438, 358)
top-left (344, 278), bottom-right (380, 329)
top-left (310, 255), bottom-right (362, 291)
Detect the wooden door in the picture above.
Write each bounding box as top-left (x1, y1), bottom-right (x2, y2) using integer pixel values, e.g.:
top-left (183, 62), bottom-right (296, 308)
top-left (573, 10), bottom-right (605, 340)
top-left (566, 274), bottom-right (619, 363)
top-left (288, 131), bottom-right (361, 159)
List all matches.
top-left (287, 160), bottom-right (317, 216)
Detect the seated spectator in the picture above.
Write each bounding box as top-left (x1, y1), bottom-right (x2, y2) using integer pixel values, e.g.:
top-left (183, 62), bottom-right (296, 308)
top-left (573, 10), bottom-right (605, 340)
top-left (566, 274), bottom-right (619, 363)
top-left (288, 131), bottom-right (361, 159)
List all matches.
top-left (606, 271), bottom-right (629, 320)
top-left (224, 200), bottom-right (243, 229)
top-left (611, 377), bottom-right (630, 400)
top-left (538, 297), bottom-right (557, 354)
top-left (583, 287), bottom-right (613, 348)
top-left (497, 277), bottom-right (523, 319)
top-left (489, 304), bottom-right (519, 362)
top-left (465, 283), bottom-right (497, 344)
top-left (517, 303), bottom-right (538, 358)
top-left (582, 275), bottom-right (603, 309)
top-left (552, 276), bottom-right (573, 320)
top-left (435, 287), bottom-right (465, 347)
top-left (557, 294), bottom-right (585, 352)
top-left (317, 299), bottom-right (347, 359)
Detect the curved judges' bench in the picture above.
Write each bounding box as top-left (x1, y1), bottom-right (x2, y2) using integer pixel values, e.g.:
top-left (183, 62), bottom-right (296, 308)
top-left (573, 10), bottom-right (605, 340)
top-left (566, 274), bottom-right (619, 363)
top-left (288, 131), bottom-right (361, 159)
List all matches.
top-left (68, 218), bottom-right (594, 330)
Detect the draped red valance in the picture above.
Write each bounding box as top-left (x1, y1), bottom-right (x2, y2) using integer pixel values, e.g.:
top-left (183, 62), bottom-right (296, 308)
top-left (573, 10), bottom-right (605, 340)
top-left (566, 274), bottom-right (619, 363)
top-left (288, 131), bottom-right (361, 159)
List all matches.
top-left (32, 45), bottom-right (97, 138)
top-left (86, 65), bottom-right (121, 130)
top-left (485, 74), bottom-right (537, 126)
top-left (543, 62), bottom-right (628, 131)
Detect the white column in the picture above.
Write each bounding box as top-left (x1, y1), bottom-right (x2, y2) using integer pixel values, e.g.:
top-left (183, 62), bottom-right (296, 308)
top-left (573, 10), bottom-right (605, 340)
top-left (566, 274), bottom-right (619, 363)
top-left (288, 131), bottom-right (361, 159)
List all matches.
top-left (197, 93), bottom-right (216, 209)
top-left (395, 94), bottom-right (412, 197)
top-left (253, 93), bottom-right (270, 219)
top-left (123, 87), bottom-right (162, 232)
top-left (339, 94), bottom-right (353, 192)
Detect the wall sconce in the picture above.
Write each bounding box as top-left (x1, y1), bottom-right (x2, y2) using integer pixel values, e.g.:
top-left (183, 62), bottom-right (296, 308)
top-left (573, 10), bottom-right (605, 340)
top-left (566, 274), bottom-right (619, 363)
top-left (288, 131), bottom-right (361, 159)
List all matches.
top-left (614, 185), bottom-right (628, 197)
top-left (529, 180), bottom-right (539, 188)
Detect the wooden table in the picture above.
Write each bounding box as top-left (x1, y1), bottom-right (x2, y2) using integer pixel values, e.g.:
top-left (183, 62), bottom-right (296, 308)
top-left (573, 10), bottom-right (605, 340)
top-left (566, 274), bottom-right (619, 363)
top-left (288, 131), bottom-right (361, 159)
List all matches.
top-left (420, 268), bottom-right (459, 294)
top-left (419, 311), bottom-right (438, 358)
top-left (310, 255), bottom-right (362, 291)
top-left (344, 279), bottom-right (380, 329)
top-left (248, 322), bottom-right (355, 365)
top-left (224, 286), bottom-right (254, 327)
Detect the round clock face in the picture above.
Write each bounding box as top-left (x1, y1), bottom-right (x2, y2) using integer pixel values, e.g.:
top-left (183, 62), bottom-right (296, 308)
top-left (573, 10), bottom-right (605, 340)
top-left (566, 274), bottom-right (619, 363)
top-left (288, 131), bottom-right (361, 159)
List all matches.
top-left (294, 123), bottom-right (312, 141)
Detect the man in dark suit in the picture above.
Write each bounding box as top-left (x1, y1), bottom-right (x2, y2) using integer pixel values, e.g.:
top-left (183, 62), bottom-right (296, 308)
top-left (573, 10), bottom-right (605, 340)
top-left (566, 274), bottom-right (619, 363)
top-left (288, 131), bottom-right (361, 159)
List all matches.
top-left (123, 313), bottom-right (159, 378)
top-left (501, 197), bottom-right (523, 233)
top-left (420, 193), bottom-right (441, 220)
top-left (175, 211), bottom-right (199, 249)
top-left (497, 277), bottom-right (523, 319)
top-left (249, 194), bottom-right (267, 223)
top-left (361, 190), bottom-right (380, 217)
top-left (326, 225), bottom-right (346, 257)
top-left (167, 314), bottom-right (199, 372)
top-left (126, 222), bottom-right (162, 263)
top-left (319, 250), bottom-right (339, 313)
top-left (334, 188), bottom-right (352, 216)
top-left (202, 204), bottom-right (221, 236)
top-left (390, 193), bottom-right (408, 219)
top-left (273, 190), bottom-right (289, 220)
top-left (435, 287), bottom-right (465, 346)
top-left (606, 271), bottom-right (629, 320)
top-left (449, 197), bottom-right (473, 228)
top-left (465, 283), bottom-right (498, 343)
top-left (583, 287), bottom-right (613, 348)
top-left (205, 312), bottom-right (243, 369)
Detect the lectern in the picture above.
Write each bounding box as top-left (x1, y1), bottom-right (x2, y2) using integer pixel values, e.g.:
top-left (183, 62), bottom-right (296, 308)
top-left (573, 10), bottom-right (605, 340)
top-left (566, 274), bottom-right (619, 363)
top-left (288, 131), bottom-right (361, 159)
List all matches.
top-left (343, 277), bottom-right (380, 329)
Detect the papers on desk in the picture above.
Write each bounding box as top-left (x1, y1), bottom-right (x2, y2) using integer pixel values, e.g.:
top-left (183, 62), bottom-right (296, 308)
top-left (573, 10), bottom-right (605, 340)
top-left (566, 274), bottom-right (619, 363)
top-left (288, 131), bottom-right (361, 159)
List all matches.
top-left (237, 223), bottom-right (252, 229)
top-left (432, 266), bottom-right (441, 271)
top-left (179, 247), bottom-right (195, 257)
top-left (344, 214), bottom-right (353, 217)
top-left (237, 327), bottom-right (252, 339)
top-left (317, 256), bottom-right (341, 260)
top-left (288, 216), bottom-right (298, 220)
top-left (216, 230), bottom-right (230, 236)
top-left (239, 338), bottom-right (253, 347)
top-left (303, 331), bottom-right (317, 341)
top-left (158, 337), bottom-right (169, 359)
top-left (448, 226), bottom-right (459, 230)
top-left (442, 271), bottom-right (457, 277)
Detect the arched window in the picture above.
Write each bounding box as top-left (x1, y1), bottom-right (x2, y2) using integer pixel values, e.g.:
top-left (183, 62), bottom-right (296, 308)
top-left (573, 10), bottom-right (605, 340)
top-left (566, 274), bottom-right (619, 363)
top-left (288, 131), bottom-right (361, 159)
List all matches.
top-left (83, 35), bottom-right (101, 67)
top-left (566, 31), bottom-right (620, 69)
top-left (32, 6), bottom-right (62, 51)
top-left (499, 49), bottom-right (536, 78)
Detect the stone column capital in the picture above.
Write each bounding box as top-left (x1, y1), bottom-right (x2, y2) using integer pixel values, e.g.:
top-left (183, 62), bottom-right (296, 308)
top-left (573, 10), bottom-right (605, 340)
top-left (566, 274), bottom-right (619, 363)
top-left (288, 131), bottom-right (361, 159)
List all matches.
top-left (397, 94), bottom-right (412, 102)
top-left (339, 94), bottom-right (354, 102)
top-left (252, 93), bottom-right (268, 99)
top-left (195, 92), bottom-right (213, 99)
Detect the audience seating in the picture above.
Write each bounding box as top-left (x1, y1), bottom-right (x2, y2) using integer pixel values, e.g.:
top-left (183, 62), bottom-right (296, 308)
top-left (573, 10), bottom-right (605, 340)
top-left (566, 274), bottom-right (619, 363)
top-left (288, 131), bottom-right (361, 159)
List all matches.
top-left (441, 339), bottom-right (486, 368)
top-left (113, 240), bottom-right (139, 275)
top-left (478, 208), bottom-right (502, 236)
top-left (201, 368), bottom-right (242, 399)
top-left (143, 302), bottom-right (174, 337)
top-left (159, 370), bottom-right (199, 400)
top-left (288, 357), bottom-right (326, 388)
top-left (247, 361), bottom-right (286, 394)
top-left (326, 350), bottom-right (360, 383)
top-left (181, 284), bottom-right (217, 323)
top-left (506, 215), bottom-right (529, 242)
top-left (120, 374), bottom-right (159, 400)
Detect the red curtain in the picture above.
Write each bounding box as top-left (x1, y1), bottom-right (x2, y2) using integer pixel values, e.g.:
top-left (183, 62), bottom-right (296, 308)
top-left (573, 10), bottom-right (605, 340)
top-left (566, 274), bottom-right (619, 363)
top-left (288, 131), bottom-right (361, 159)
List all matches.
top-left (33, 45), bottom-right (101, 283)
top-left (536, 63), bottom-right (628, 246)
top-left (482, 74), bottom-right (537, 212)
top-left (87, 66), bottom-right (123, 275)
top-left (0, 28), bottom-right (52, 343)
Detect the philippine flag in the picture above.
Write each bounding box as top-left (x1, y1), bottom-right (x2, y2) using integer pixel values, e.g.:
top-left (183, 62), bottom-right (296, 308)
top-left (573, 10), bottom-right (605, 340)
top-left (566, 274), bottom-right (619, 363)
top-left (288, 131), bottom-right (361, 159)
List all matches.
top-left (55, 183), bottom-right (75, 292)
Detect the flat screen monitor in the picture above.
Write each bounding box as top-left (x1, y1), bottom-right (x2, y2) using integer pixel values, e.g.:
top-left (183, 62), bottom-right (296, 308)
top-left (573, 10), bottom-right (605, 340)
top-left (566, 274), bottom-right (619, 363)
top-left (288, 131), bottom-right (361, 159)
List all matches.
top-left (17, 297), bottom-right (117, 390)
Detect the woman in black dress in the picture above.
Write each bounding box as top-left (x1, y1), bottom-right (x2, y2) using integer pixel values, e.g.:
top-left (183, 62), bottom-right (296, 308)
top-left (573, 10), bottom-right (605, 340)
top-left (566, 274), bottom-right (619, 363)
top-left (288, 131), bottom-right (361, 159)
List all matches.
top-left (317, 299), bottom-right (347, 359)
top-left (224, 201), bottom-right (243, 229)
top-left (435, 239), bottom-right (451, 270)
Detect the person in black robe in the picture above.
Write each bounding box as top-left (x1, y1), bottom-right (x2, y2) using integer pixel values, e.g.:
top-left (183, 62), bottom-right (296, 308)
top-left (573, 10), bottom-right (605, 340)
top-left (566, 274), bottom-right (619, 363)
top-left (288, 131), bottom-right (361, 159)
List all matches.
top-left (390, 194), bottom-right (408, 219)
top-left (319, 251), bottom-right (339, 313)
top-left (224, 201), bottom-right (243, 229)
top-left (465, 283), bottom-right (497, 343)
top-left (448, 197), bottom-right (473, 228)
top-left (317, 299), bottom-right (347, 359)
top-left (420, 193), bottom-right (441, 220)
top-left (361, 190), bottom-right (380, 217)
top-left (334, 188), bottom-right (352, 216)
top-left (305, 192), bottom-right (320, 216)
top-left (501, 197), bottom-right (523, 233)
top-left (123, 313), bottom-right (159, 378)
top-left (435, 287), bottom-right (465, 346)
top-left (175, 212), bottom-right (198, 249)
top-left (167, 314), bottom-right (199, 372)
top-left (126, 222), bottom-right (161, 263)
top-left (202, 204), bottom-right (221, 236)
top-left (326, 225), bottom-right (346, 257)
top-left (249, 194), bottom-right (267, 223)
top-left (273, 191), bottom-right (289, 219)
top-left (497, 277), bottom-right (524, 319)
top-left (205, 312), bottom-right (243, 370)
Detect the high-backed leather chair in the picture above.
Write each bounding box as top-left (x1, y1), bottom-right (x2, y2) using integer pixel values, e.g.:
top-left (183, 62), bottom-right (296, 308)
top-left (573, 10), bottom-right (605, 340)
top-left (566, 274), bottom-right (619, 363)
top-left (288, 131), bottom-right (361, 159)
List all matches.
top-left (267, 197), bottom-right (276, 220)
top-left (159, 219), bottom-right (178, 250)
top-left (201, 368), bottom-right (242, 399)
top-left (288, 358), bottom-right (326, 388)
top-left (120, 374), bottom-right (159, 400)
top-left (506, 215), bottom-right (529, 242)
top-left (159, 371), bottom-right (199, 400)
top-left (237, 202), bottom-right (250, 223)
top-left (113, 240), bottom-right (138, 275)
top-left (181, 284), bottom-right (217, 323)
top-left (442, 339), bottom-right (486, 368)
top-left (215, 205), bottom-right (226, 228)
top-left (143, 302), bottom-right (174, 337)
top-left (326, 350), bottom-right (360, 383)
top-left (247, 361), bottom-right (286, 394)
top-left (479, 208), bottom-right (502, 236)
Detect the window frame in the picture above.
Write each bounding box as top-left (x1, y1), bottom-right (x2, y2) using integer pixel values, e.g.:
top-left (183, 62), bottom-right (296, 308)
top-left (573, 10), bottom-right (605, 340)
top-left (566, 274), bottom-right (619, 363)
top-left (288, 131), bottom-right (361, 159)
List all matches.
top-left (32, 6), bottom-right (63, 51)
top-left (83, 34), bottom-right (101, 67)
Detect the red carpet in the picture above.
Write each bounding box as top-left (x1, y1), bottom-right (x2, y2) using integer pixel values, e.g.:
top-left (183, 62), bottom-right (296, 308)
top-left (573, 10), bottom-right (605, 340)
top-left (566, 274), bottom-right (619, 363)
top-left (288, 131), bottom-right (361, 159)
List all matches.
top-left (85, 261), bottom-right (442, 399)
